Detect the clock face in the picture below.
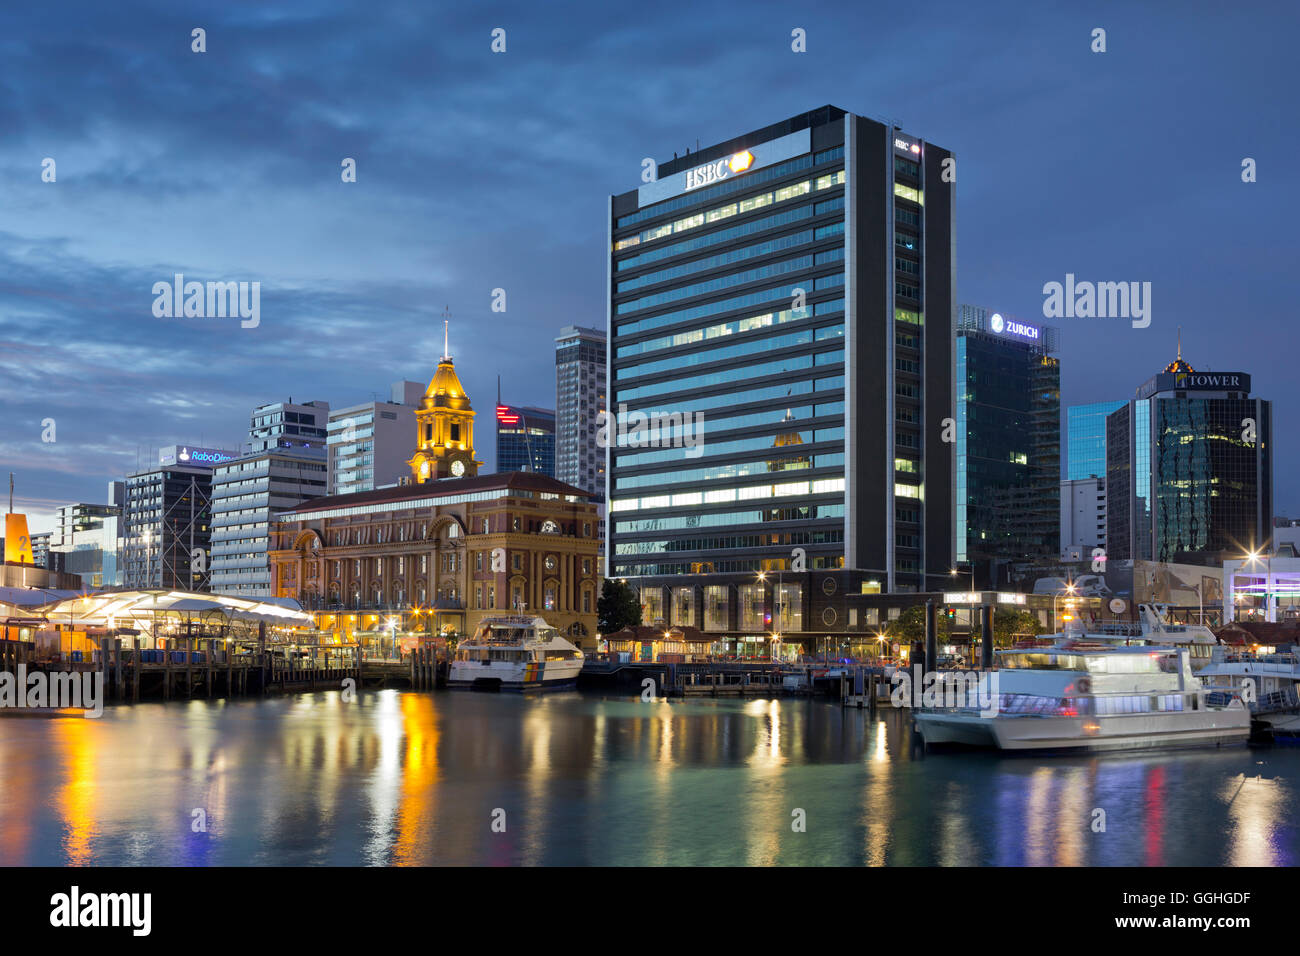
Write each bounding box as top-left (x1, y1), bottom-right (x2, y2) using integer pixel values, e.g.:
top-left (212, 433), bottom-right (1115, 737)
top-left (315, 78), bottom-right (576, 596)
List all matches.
top-left (450, 459), bottom-right (466, 477)
top-left (545, 556), bottom-right (557, 571)
top-left (540, 519), bottom-right (559, 533)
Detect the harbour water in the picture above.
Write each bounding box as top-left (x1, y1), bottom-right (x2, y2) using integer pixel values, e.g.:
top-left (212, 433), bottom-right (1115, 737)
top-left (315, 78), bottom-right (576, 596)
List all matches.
top-left (0, 690), bottom-right (1295, 866)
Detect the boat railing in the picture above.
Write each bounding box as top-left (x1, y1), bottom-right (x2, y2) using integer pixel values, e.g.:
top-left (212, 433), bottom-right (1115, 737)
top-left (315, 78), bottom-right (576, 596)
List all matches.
top-left (1212, 652), bottom-right (1300, 672)
top-left (1093, 621), bottom-right (1144, 636)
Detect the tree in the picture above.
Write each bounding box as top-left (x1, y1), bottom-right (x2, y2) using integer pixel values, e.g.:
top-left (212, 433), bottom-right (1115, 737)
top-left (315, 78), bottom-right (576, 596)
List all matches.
top-left (598, 579), bottom-right (642, 635)
top-left (884, 604), bottom-right (951, 644)
top-left (994, 607), bottom-right (1043, 645)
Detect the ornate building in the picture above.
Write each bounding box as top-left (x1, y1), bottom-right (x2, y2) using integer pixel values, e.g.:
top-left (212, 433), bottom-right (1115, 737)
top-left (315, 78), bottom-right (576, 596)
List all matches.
top-left (408, 326), bottom-right (483, 482)
top-left (269, 342), bottom-right (600, 648)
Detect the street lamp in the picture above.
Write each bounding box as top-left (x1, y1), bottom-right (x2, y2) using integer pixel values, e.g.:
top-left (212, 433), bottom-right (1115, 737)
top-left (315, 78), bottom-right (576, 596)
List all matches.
top-left (385, 615), bottom-right (399, 660)
top-left (757, 569), bottom-right (787, 654)
top-left (1053, 580), bottom-right (1077, 634)
top-left (1245, 549), bottom-right (1274, 623)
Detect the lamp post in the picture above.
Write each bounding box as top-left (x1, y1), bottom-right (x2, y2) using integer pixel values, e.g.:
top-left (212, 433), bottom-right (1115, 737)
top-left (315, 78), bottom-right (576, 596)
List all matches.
top-left (757, 570), bottom-right (786, 658)
top-left (1053, 580), bottom-right (1077, 633)
top-left (1245, 549), bottom-right (1274, 623)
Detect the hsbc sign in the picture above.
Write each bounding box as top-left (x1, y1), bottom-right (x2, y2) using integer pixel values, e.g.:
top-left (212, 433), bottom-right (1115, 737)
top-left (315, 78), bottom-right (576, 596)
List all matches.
top-left (684, 150), bottom-right (754, 191)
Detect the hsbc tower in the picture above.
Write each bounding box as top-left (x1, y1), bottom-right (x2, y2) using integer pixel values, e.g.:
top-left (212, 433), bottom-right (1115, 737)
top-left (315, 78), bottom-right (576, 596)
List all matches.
top-left (606, 105), bottom-right (956, 594)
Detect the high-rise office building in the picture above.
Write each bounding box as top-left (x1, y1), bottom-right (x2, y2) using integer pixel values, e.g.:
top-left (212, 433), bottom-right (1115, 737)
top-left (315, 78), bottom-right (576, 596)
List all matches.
top-left (955, 306), bottom-right (1060, 578)
top-left (607, 105), bottom-right (954, 591)
top-left (1060, 476), bottom-right (1107, 560)
top-left (495, 404), bottom-right (556, 476)
top-left (122, 446), bottom-right (235, 589)
top-left (210, 400), bottom-right (330, 596)
top-left (1066, 400), bottom-right (1126, 481)
top-left (1107, 347), bottom-right (1271, 562)
top-left (555, 325), bottom-right (606, 495)
top-left (29, 533), bottom-right (51, 570)
top-left (48, 485), bottom-right (125, 587)
top-left (328, 381), bottom-right (423, 495)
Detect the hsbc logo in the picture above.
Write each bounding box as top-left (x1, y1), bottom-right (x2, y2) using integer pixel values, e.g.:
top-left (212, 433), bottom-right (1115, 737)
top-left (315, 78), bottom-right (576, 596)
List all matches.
top-left (684, 150), bottom-right (754, 191)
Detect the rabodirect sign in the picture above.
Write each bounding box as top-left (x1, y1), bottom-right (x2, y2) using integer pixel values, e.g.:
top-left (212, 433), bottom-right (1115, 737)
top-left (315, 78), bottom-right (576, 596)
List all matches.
top-left (159, 445), bottom-right (237, 467)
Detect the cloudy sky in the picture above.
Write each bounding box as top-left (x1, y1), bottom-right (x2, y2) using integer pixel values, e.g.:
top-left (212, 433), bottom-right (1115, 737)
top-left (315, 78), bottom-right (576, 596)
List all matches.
top-left (2, 0), bottom-right (1296, 533)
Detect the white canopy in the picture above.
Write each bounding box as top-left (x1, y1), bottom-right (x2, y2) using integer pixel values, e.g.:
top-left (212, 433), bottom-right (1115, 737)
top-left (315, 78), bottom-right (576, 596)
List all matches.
top-left (29, 589), bottom-right (314, 627)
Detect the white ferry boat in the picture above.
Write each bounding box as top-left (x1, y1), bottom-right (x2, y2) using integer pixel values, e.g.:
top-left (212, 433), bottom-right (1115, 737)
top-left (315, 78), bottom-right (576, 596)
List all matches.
top-left (913, 644), bottom-right (1249, 752)
top-left (1035, 603), bottom-right (1219, 670)
top-left (448, 616), bottom-right (584, 691)
top-left (1199, 649), bottom-right (1300, 740)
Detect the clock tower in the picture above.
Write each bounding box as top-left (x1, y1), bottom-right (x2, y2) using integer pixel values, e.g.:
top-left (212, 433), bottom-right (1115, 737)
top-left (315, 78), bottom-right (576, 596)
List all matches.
top-left (408, 319), bottom-right (483, 483)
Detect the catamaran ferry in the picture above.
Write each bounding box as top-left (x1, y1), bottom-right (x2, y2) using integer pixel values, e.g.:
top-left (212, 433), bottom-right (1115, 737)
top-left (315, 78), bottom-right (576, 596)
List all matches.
top-left (1029, 603), bottom-right (1220, 670)
top-left (913, 643), bottom-right (1249, 752)
top-left (448, 616), bottom-right (584, 691)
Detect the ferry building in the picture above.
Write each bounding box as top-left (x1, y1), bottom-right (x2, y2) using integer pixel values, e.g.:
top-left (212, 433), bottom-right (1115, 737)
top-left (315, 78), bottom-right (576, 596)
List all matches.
top-left (269, 344), bottom-right (602, 650)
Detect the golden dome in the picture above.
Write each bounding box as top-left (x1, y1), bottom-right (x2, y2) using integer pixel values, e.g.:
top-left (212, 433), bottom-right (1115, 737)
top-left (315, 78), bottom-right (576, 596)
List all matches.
top-left (423, 358), bottom-right (473, 412)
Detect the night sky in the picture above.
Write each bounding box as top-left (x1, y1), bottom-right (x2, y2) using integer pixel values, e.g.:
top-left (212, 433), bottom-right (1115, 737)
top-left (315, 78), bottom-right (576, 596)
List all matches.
top-left (2, 0), bottom-right (1296, 533)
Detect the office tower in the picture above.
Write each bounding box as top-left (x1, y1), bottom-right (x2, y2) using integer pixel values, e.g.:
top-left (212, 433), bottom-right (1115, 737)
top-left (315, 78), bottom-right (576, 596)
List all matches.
top-left (555, 325), bottom-right (607, 495)
top-left (29, 532), bottom-right (50, 570)
top-left (955, 306), bottom-right (1060, 578)
top-left (49, 497), bottom-right (123, 587)
top-left (1060, 476), bottom-right (1107, 560)
top-left (607, 105), bottom-right (954, 591)
top-left (1106, 345), bottom-right (1271, 562)
top-left (328, 381), bottom-right (423, 495)
top-left (210, 401), bottom-right (330, 596)
top-left (1066, 400), bottom-right (1126, 480)
top-left (496, 403), bottom-right (556, 476)
top-left (121, 446), bottom-right (235, 589)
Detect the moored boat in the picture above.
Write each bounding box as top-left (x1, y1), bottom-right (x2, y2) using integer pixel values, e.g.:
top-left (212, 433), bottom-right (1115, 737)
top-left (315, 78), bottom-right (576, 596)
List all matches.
top-left (448, 615), bottom-right (583, 691)
top-left (913, 644), bottom-right (1249, 752)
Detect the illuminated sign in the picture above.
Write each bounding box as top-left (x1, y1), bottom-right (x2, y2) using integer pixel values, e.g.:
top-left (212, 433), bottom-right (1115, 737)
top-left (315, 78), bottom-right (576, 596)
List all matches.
top-left (1138, 370), bottom-right (1250, 399)
top-left (893, 137), bottom-right (922, 155)
top-left (684, 150), bottom-right (755, 191)
top-left (989, 313), bottom-right (1040, 341)
top-left (159, 445), bottom-right (236, 466)
top-left (943, 592), bottom-right (981, 604)
top-left (1176, 372), bottom-right (1243, 389)
top-left (495, 405), bottom-right (520, 426)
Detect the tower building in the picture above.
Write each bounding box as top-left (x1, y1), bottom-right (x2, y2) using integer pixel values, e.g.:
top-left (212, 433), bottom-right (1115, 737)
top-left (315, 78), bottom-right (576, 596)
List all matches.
top-left (408, 321), bottom-right (483, 483)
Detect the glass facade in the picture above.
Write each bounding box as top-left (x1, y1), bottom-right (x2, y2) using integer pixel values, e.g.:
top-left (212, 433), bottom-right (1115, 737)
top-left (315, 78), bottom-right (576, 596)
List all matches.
top-left (496, 406), bottom-right (556, 477)
top-left (955, 307), bottom-right (1060, 569)
top-left (608, 106), bottom-right (953, 590)
top-left (1066, 400), bottom-right (1126, 480)
top-left (1107, 381), bottom-right (1270, 562)
top-left (555, 326), bottom-right (606, 495)
top-left (1153, 398), bottom-right (1267, 560)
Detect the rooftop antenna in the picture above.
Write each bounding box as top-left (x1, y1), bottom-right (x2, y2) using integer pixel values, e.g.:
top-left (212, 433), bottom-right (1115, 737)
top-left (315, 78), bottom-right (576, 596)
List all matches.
top-left (1176, 325), bottom-right (1182, 361)
top-left (8, 472), bottom-right (13, 514)
top-left (441, 305), bottom-right (452, 361)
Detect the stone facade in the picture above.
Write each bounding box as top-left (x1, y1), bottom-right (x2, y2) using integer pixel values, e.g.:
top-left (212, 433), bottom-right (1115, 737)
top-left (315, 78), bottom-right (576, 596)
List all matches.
top-left (269, 472), bottom-right (601, 648)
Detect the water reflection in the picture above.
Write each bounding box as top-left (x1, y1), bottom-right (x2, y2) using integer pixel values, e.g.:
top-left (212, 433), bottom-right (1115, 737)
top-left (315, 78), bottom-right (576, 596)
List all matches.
top-left (0, 693), bottom-right (1293, 866)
